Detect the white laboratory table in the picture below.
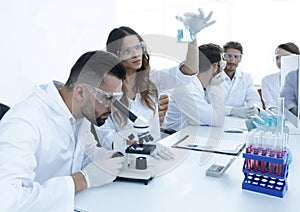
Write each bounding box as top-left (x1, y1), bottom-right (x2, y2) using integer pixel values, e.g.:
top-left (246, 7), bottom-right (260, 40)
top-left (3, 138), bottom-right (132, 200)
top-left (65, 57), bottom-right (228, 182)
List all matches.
top-left (75, 117), bottom-right (300, 212)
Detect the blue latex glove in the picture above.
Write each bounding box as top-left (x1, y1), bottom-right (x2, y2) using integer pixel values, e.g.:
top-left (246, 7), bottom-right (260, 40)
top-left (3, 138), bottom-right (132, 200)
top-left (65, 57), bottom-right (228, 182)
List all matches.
top-left (176, 8), bottom-right (216, 35)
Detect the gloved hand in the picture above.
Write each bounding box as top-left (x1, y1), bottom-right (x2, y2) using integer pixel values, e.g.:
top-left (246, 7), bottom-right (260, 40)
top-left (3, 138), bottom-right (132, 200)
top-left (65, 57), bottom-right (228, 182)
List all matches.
top-left (150, 143), bottom-right (175, 160)
top-left (176, 8), bottom-right (216, 35)
top-left (208, 72), bottom-right (225, 87)
top-left (230, 106), bottom-right (259, 118)
top-left (80, 151), bottom-right (125, 188)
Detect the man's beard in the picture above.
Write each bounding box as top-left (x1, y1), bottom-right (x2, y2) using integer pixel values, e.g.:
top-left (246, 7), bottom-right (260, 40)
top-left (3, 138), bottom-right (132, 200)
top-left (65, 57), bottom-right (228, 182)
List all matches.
top-left (95, 112), bottom-right (111, 126)
top-left (96, 117), bottom-right (105, 126)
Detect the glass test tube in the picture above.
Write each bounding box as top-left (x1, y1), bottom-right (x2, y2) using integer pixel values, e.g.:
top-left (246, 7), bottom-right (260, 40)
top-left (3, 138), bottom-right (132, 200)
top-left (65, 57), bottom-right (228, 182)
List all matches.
top-left (276, 133), bottom-right (284, 177)
top-left (252, 131), bottom-right (260, 172)
top-left (277, 97), bottom-right (285, 129)
top-left (268, 133), bottom-right (276, 175)
top-left (260, 131), bottom-right (268, 173)
top-left (245, 132), bottom-right (253, 170)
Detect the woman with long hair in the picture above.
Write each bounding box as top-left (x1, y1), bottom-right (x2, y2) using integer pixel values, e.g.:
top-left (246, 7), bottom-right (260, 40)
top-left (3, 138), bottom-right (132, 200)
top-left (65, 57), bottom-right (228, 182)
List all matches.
top-left (96, 9), bottom-right (215, 149)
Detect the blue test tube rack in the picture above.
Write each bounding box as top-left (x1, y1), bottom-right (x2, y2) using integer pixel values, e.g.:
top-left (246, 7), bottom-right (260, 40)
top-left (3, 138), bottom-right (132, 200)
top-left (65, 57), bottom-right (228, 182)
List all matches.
top-left (242, 152), bottom-right (289, 198)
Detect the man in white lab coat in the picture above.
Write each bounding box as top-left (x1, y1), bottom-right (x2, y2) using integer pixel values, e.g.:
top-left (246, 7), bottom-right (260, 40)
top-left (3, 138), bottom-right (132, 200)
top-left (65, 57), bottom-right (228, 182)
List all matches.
top-left (0, 51), bottom-right (127, 211)
top-left (164, 43), bottom-right (225, 131)
top-left (220, 41), bottom-right (262, 118)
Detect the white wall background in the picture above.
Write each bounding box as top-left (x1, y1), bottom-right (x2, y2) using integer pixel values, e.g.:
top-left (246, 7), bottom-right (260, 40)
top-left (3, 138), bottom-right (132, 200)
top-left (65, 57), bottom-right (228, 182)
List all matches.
top-left (1, 0), bottom-right (300, 106)
top-left (116, 0), bottom-right (300, 85)
top-left (0, 0), bottom-right (117, 106)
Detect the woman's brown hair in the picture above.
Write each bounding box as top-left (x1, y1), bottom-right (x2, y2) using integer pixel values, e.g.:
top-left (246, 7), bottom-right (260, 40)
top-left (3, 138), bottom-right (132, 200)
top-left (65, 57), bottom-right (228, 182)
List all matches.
top-left (106, 26), bottom-right (158, 127)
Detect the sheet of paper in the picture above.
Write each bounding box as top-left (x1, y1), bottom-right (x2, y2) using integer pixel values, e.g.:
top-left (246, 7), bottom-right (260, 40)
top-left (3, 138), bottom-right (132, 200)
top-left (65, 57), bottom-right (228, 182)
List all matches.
top-left (172, 134), bottom-right (245, 156)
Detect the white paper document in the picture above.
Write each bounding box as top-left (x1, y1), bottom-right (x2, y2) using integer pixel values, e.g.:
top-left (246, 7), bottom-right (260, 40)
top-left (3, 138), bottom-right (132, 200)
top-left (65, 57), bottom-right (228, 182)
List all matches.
top-left (172, 134), bottom-right (245, 156)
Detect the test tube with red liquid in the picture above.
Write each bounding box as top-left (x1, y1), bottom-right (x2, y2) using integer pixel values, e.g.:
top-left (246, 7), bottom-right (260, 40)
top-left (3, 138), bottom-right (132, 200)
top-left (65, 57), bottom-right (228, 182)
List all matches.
top-left (245, 132), bottom-right (253, 171)
top-left (268, 133), bottom-right (276, 175)
top-left (252, 131), bottom-right (260, 172)
top-left (260, 131), bottom-right (268, 173)
top-left (276, 133), bottom-right (284, 177)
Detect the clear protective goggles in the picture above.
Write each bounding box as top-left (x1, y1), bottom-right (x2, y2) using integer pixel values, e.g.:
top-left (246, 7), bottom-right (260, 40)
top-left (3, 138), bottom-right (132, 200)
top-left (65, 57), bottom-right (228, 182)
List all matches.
top-left (218, 60), bottom-right (227, 69)
top-left (223, 53), bottom-right (243, 61)
top-left (117, 41), bottom-right (148, 60)
top-left (83, 83), bottom-right (123, 107)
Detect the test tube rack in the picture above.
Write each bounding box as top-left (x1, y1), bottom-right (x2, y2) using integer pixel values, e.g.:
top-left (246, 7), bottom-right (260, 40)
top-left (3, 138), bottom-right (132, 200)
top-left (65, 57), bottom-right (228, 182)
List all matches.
top-left (242, 152), bottom-right (289, 198)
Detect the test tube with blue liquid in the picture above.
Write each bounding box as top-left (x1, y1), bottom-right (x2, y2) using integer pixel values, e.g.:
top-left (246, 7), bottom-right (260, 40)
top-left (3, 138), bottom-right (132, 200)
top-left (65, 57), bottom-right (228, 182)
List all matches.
top-left (177, 28), bottom-right (195, 43)
top-left (259, 110), bottom-right (268, 125)
top-left (176, 14), bottom-right (195, 43)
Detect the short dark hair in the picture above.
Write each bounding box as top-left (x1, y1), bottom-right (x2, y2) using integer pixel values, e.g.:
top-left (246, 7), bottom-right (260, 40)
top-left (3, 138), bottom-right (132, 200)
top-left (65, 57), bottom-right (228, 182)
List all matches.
top-left (198, 43), bottom-right (223, 73)
top-left (65, 50), bottom-right (126, 88)
top-left (277, 42), bottom-right (300, 54)
top-left (223, 41), bottom-right (243, 54)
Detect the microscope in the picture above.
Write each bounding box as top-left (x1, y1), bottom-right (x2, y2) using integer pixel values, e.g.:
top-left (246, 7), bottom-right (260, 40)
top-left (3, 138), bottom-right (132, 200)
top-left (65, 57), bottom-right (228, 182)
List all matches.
top-left (112, 100), bottom-right (157, 184)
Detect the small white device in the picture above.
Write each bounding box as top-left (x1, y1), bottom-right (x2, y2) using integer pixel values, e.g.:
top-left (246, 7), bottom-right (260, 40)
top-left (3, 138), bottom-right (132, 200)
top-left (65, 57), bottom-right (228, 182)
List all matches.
top-left (206, 157), bottom-right (236, 178)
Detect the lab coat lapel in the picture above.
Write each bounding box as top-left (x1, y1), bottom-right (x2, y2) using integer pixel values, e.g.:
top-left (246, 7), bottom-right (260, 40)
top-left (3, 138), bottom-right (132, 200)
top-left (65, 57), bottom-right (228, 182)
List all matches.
top-left (225, 71), bottom-right (243, 98)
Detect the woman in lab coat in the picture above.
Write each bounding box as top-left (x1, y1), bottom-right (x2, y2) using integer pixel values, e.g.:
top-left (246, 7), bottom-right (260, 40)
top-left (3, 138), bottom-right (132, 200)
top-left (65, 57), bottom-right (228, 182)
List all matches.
top-left (96, 8), bottom-right (216, 149)
top-left (96, 26), bottom-right (198, 149)
top-left (261, 42), bottom-right (300, 110)
top-left (97, 8), bottom-right (215, 149)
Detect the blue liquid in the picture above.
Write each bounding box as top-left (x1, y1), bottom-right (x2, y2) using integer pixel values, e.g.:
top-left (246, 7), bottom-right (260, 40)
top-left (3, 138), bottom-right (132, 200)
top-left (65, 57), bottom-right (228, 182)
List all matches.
top-left (177, 28), bottom-right (194, 43)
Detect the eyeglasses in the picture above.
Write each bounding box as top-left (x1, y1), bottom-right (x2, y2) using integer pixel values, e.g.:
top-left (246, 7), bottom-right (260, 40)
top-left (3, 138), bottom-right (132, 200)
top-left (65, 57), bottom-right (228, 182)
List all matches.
top-left (83, 84), bottom-right (123, 107)
top-left (218, 60), bottom-right (227, 69)
top-left (223, 53), bottom-right (243, 61)
top-left (117, 42), bottom-right (147, 60)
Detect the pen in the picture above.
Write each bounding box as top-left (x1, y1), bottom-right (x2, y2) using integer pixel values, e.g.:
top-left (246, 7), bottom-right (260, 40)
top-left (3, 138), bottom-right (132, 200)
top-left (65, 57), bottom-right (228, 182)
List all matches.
top-left (186, 144), bottom-right (213, 149)
top-left (171, 135), bottom-right (190, 147)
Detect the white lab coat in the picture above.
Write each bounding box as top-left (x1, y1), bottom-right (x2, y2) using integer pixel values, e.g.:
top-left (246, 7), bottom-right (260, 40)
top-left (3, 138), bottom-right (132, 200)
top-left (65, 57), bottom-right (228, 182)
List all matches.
top-left (96, 65), bottom-right (195, 149)
top-left (164, 76), bottom-right (225, 131)
top-left (261, 72), bottom-right (281, 109)
top-left (220, 70), bottom-right (262, 115)
top-left (281, 70), bottom-right (299, 114)
top-left (0, 81), bottom-right (107, 212)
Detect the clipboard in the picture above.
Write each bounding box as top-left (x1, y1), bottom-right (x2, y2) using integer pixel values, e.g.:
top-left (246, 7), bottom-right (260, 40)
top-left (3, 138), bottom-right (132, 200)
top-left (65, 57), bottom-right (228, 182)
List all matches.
top-left (171, 134), bottom-right (245, 156)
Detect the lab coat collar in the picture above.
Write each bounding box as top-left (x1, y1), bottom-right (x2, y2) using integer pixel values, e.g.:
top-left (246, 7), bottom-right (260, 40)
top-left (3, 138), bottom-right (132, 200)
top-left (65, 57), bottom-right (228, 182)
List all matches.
top-left (33, 81), bottom-right (75, 123)
top-left (223, 70), bottom-right (242, 81)
top-left (193, 76), bottom-right (206, 92)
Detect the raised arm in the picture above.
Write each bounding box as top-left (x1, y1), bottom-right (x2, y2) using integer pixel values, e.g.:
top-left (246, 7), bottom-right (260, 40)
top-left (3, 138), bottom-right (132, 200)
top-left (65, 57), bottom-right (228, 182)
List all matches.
top-left (177, 8), bottom-right (216, 75)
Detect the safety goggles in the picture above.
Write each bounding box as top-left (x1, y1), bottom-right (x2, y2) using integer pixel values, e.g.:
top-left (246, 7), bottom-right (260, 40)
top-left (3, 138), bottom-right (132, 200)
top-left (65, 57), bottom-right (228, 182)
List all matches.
top-left (117, 41), bottom-right (148, 60)
top-left (83, 84), bottom-right (123, 107)
top-left (218, 60), bottom-right (227, 69)
top-left (223, 53), bottom-right (243, 61)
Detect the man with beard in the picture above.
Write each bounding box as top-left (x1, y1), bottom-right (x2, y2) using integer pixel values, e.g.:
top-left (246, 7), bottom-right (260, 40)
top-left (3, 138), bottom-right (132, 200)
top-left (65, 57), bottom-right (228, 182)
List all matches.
top-left (220, 41), bottom-right (262, 118)
top-left (0, 51), bottom-right (126, 211)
